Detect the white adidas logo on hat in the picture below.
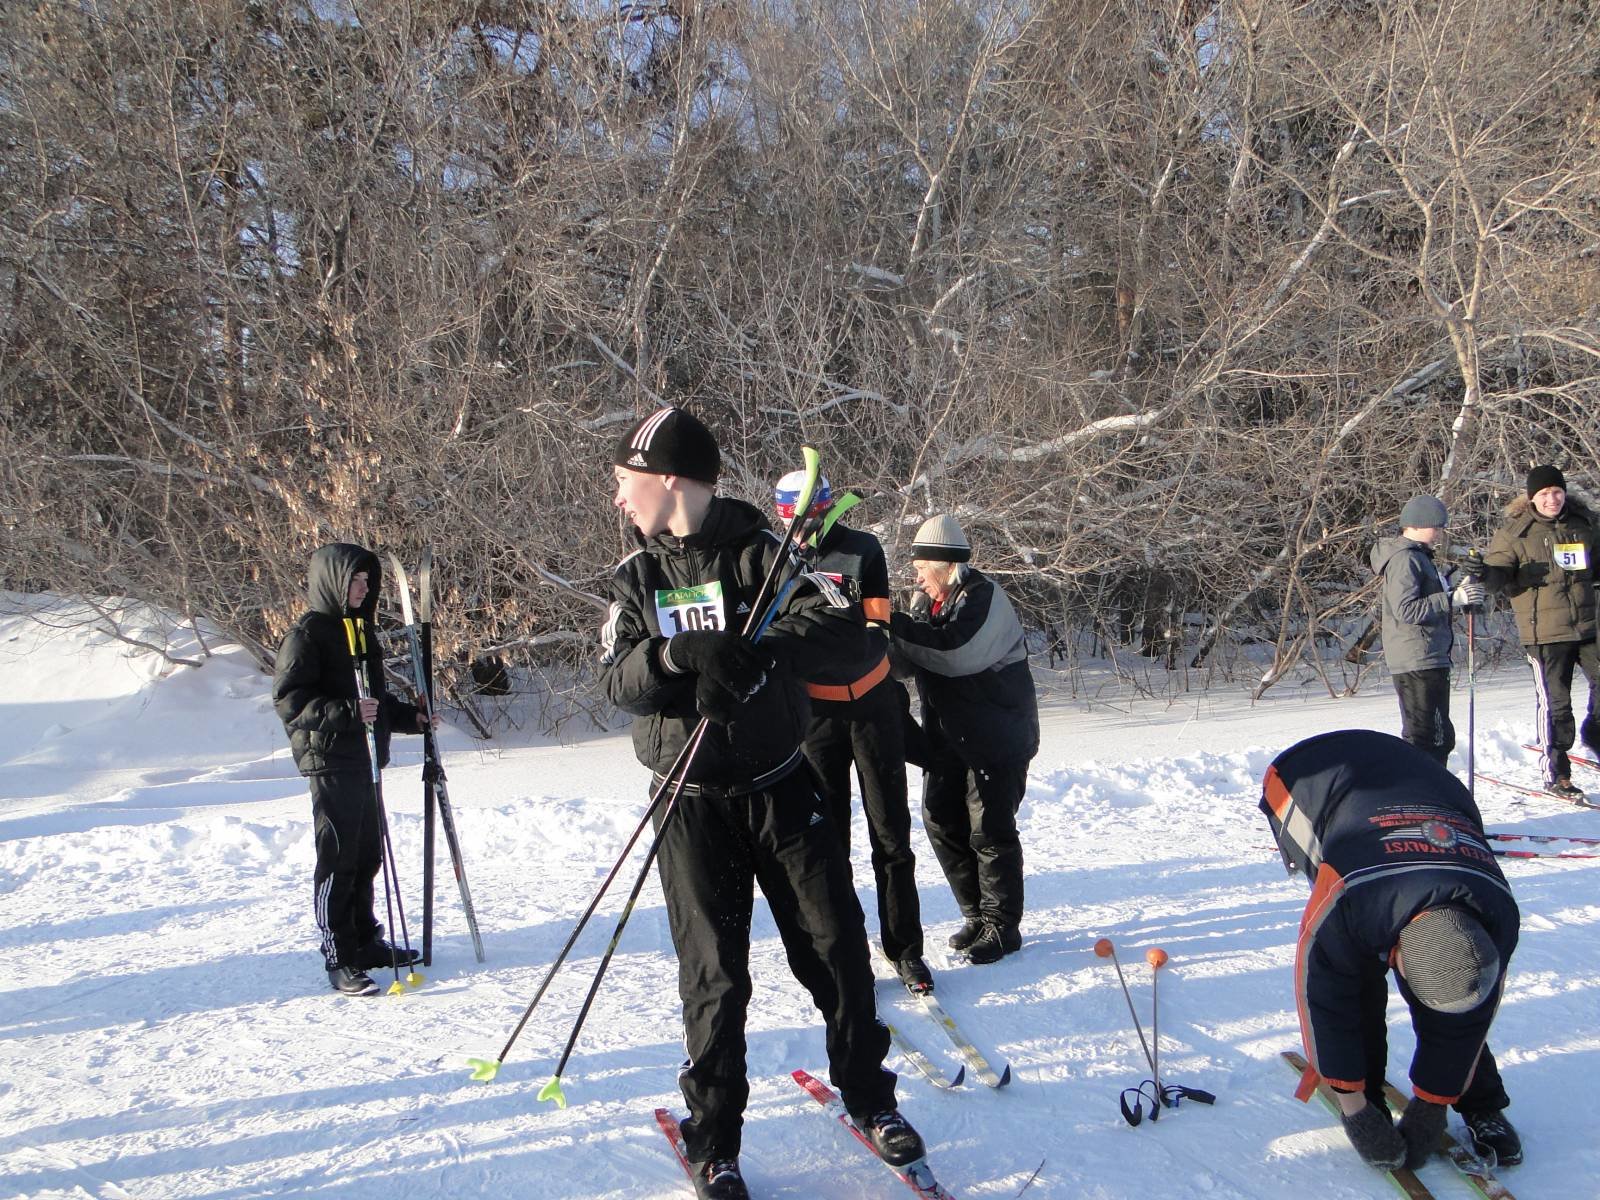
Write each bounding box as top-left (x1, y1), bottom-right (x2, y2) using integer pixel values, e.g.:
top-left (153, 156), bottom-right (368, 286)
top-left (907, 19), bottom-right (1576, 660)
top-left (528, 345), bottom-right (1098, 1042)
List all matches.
top-left (627, 452), bottom-right (647, 468)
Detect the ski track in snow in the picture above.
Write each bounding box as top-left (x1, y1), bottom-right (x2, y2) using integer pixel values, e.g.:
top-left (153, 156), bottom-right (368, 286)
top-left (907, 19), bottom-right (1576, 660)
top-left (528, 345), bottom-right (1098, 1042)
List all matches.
top-left (2, 603), bottom-right (1597, 1198)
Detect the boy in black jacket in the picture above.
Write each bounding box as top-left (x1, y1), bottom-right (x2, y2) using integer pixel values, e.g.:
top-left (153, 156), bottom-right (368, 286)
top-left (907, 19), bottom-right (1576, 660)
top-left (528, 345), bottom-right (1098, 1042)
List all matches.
top-left (772, 470), bottom-right (929, 995)
top-left (601, 408), bottom-right (922, 1200)
top-left (1261, 730), bottom-right (1522, 1171)
top-left (272, 543), bottom-right (426, 997)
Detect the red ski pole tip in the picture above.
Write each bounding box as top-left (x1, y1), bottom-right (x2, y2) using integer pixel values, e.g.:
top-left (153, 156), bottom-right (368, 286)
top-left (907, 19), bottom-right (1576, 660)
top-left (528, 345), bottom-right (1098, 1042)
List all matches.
top-left (1093, 938), bottom-right (1114, 958)
top-left (1146, 948), bottom-right (1169, 968)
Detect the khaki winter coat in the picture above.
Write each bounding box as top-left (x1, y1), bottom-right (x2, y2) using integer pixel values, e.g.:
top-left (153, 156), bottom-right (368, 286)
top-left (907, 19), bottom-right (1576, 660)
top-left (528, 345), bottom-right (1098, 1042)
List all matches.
top-left (1482, 496), bottom-right (1599, 646)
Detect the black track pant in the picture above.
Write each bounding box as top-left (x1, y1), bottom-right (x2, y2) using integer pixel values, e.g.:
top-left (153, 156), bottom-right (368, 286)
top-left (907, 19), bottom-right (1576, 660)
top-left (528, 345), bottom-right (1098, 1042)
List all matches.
top-left (1526, 640), bottom-right (1600, 783)
top-left (1392, 668), bottom-right (1455, 767)
top-left (921, 746), bottom-right (1027, 931)
top-left (654, 768), bottom-right (895, 1162)
top-left (1355, 954), bottom-right (1510, 1115)
top-left (310, 772), bottom-right (382, 971)
top-left (801, 681), bottom-right (924, 962)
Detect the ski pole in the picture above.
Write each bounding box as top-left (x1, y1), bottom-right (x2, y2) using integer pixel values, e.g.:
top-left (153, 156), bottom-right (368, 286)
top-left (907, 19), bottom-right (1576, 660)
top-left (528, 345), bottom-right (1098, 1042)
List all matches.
top-left (1493, 847), bottom-right (1600, 860)
top-left (1147, 947), bottom-right (1168, 1113)
top-left (470, 448), bottom-right (825, 1090)
top-left (390, 549), bottom-right (484, 963)
top-left (1094, 938), bottom-right (1157, 1079)
top-left (345, 618), bottom-right (424, 993)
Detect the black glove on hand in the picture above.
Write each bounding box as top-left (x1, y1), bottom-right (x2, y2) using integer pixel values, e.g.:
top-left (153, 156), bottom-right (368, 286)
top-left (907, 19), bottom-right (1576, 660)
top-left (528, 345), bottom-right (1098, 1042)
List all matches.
top-left (666, 631), bottom-right (772, 697)
top-left (1340, 1100), bottom-right (1406, 1171)
top-left (694, 673), bottom-right (745, 726)
top-left (1397, 1096), bottom-right (1447, 1169)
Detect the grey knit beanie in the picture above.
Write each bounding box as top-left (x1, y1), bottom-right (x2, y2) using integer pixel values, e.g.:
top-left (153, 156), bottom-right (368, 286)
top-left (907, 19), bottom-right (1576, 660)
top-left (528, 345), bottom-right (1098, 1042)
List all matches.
top-left (1399, 495), bottom-right (1448, 530)
top-left (911, 515), bottom-right (971, 563)
top-left (1398, 906), bottom-right (1500, 1014)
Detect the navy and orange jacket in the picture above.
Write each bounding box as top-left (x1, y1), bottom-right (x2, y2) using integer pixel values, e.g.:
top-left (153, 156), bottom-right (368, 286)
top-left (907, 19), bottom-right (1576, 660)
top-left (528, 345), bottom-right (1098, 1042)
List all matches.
top-left (803, 522), bottom-right (893, 703)
top-left (1260, 730), bottom-right (1519, 1104)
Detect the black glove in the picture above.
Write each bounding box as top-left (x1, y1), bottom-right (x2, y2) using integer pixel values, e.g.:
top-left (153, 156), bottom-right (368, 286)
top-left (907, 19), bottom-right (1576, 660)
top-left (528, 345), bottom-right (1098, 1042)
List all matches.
top-left (1339, 1100), bottom-right (1406, 1171)
top-left (665, 631), bottom-right (772, 698)
top-left (1397, 1096), bottom-right (1447, 1169)
top-left (694, 673), bottom-right (746, 726)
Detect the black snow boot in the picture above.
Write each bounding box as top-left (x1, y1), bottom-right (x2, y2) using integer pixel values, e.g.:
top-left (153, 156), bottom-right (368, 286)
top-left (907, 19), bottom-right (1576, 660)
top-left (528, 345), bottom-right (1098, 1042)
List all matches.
top-left (328, 966), bottom-right (379, 996)
top-left (692, 1158), bottom-right (749, 1200)
top-left (855, 1109), bottom-right (926, 1167)
top-left (946, 918), bottom-right (984, 952)
top-left (894, 956), bottom-right (934, 994)
top-left (1462, 1109), bottom-right (1523, 1166)
top-left (355, 939), bottom-right (421, 970)
top-left (963, 922), bottom-right (1021, 965)
top-left (1547, 777), bottom-right (1586, 802)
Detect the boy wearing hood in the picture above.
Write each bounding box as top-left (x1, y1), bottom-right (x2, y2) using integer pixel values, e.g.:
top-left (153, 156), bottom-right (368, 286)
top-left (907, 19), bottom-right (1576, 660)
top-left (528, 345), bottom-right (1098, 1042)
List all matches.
top-left (1481, 466), bottom-right (1600, 800)
top-left (600, 407), bottom-right (923, 1200)
top-left (1370, 496), bottom-right (1484, 766)
top-left (272, 543), bottom-right (427, 997)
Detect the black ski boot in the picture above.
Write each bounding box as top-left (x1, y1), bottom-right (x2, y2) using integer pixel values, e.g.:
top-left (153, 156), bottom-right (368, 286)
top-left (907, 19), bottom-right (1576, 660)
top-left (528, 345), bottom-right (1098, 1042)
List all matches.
top-left (1547, 777), bottom-right (1586, 803)
top-left (946, 918), bottom-right (983, 952)
top-left (692, 1157), bottom-right (749, 1200)
top-left (355, 939), bottom-right (421, 970)
top-left (964, 922), bottom-right (1021, 964)
top-left (855, 1108), bottom-right (926, 1167)
top-left (1462, 1109), bottom-right (1523, 1166)
top-left (328, 966), bottom-right (379, 996)
top-left (894, 956), bottom-right (934, 994)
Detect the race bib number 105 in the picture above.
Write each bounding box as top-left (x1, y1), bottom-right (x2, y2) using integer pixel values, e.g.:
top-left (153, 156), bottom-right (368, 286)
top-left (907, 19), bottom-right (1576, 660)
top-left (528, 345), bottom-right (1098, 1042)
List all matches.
top-left (1554, 543), bottom-right (1589, 572)
top-left (655, 581), bottom-right (726, 634)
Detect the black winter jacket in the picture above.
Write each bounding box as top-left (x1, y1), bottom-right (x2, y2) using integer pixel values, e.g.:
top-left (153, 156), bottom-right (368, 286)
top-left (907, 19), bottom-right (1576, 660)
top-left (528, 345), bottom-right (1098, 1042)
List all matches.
top-left (272, 543), bottom-right (420, 777)
top-left (891, 567), bottom-right (1039, 770)
top-left (599, 498), bottom-right (869, 790)
top-left (1261, 730), bottom-right (1519, 1104)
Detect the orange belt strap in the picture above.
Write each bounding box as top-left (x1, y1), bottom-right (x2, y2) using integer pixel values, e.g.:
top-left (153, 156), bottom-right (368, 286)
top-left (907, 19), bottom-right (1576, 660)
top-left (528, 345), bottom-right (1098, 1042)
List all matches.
top-left (806, 655), bottom-right (890, 702)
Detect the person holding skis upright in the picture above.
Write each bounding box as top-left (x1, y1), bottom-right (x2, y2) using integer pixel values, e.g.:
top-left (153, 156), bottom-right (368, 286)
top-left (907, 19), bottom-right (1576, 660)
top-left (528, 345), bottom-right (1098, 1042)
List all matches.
top-left (771, 471), bottom-right (930, 995)
top-left (890, 515), bottom-right (1038, 966)
top-left (601, 408), bottom-right (924, 1200)
top-left (272, 543), bottom-right (428, 997)
top-left (1480, 465), bottom-right (1600, 801)
top-left (1370, 495), bottom-right (1485, 766)
top-left (1262, 729), bottom-right (1522, 1172)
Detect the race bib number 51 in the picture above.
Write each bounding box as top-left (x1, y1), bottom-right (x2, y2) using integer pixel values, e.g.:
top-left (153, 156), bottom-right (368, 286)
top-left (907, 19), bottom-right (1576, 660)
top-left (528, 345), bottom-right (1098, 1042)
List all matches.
top-left (655, 581), bottom-right (726, 634)
top-left (1554, 543), bottom-right (1589, 572)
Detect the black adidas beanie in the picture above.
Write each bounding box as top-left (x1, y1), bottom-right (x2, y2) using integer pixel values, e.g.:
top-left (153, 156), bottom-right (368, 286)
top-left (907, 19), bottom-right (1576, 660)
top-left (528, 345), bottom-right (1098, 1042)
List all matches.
top-left (612, 407), bottom-right (720, 485)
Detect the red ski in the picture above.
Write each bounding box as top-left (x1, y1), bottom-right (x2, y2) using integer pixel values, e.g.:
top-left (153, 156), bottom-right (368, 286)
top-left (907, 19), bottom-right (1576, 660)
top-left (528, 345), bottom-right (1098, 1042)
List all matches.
top-left (790, 1069), bottom-right (955, 1198)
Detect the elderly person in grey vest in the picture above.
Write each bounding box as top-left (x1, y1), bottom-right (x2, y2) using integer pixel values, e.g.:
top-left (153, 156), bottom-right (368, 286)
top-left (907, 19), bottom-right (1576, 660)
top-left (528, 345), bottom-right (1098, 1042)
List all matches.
top-left (1369, 495), bottom-right (1483, 766)
top-left (890, 515), bottom-right (1038, 965)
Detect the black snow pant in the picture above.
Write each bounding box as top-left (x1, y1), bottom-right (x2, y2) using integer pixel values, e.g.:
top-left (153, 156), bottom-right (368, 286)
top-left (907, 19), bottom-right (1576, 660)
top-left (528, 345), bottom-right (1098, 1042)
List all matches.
top-left (921, 745), bottom-right (1027, 932)
top-left (801, 680), bottom-right (924, 963)
top-left (1356, 955), bottom-right (1510, 1116)
top-left (1392, 668), bottom-right (1455, 767)
top-left (1525, 640), bottom-right (1600, 784)
top-left (654, 767), bottom-right (895, 1163)
top-left (310, 771), bottom-right (382, 971)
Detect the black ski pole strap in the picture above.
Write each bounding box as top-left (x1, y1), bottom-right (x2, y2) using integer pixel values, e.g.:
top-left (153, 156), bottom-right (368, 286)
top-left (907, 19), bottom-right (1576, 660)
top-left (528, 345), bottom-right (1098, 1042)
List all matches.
top-left (1120, 1079), bottom-right (1216, 1126)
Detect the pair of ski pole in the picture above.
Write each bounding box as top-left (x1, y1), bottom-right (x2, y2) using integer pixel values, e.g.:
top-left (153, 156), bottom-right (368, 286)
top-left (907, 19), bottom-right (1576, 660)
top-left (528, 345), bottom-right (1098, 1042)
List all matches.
top-left (467, 449), bottom-right (828, 1102)
top-left (345, 617), bottom-right (425, 995)
top-left (1093, 938), bottom-right (1213, 1125)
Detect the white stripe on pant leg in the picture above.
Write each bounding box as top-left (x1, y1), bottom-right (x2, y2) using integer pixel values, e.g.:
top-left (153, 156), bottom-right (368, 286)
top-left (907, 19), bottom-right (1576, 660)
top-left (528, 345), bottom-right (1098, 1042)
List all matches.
top-left (316, 874), bottom-right (338, 966)
top-left (1528, 650), bottom-right (1554, 782)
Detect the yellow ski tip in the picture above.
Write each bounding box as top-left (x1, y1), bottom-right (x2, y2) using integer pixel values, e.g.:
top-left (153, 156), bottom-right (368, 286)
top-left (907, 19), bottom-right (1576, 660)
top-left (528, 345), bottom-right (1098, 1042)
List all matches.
top-left (387, 979), bottom-right (406, 996)
top-left (537, 1075), bottom-right (568, 1109)
top-left (467, 1058), bottom-right (501, 1082)
top-left (406, 971), bottom-right (425, 988)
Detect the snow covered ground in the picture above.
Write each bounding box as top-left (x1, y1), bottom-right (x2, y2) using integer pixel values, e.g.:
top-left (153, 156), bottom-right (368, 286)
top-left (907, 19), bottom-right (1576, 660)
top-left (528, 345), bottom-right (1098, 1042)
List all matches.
top-left (3, 600), bottom-right (1597, 1200)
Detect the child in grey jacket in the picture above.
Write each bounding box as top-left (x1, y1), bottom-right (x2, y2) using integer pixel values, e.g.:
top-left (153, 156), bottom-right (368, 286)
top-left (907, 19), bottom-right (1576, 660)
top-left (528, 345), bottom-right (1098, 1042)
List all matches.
top-left (1369, 496), bottom-right (1483, 765)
